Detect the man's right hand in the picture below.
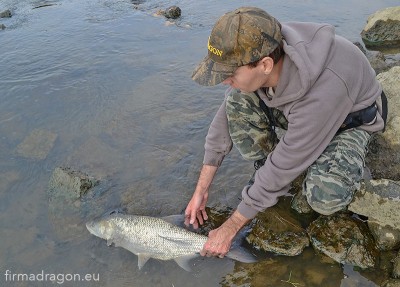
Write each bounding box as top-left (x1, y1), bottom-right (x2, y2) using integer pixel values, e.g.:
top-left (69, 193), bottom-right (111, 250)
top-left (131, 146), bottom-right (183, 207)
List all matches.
top-left (184, 164), bottom-right (218, 229)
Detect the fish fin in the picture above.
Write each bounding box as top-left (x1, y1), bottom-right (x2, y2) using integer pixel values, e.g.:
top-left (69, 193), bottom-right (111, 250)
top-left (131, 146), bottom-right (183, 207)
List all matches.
top-left (161, 214), bottom-right (185, 227)
top-left (137, 254), bottom-right (151, 270)
top-left (174, 255), bottom-right (198, 272)
top-left (226, 246), bottom-right (257, 263)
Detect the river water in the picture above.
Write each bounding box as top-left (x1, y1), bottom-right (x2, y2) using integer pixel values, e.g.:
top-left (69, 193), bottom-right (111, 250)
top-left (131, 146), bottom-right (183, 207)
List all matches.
top-left (1, 0), bottom-right (399, 286)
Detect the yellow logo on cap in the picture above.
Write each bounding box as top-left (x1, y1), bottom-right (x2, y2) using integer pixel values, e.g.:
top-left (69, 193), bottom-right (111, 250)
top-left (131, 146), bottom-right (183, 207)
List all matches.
top-left (208, 37), bottom-right (223, 57)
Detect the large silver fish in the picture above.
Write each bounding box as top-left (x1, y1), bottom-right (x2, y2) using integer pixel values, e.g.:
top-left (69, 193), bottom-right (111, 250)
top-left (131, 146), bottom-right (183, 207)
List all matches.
top-left (86, 210), bottom-right (256, 271)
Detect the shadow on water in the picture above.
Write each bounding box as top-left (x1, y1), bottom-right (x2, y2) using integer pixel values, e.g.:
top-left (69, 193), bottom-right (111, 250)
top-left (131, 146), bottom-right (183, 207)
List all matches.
top-left (1, 0), bottom-right (399, 286)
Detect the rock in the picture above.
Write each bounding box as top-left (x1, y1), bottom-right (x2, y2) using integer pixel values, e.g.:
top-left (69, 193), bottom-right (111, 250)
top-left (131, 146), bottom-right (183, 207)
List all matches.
top-left (367, 66), bottom-right (400, 180)
top-left (47, 167), bottom-right (99, 241)
top-left (307, 213), bottom-right (378, 269)
top-left (349, 179), bottom-right (400, 230)
top-left (0, 9), bottom-right (12, 18)
top-left (394, 250), bottom-right (400, 278)
top-left (291, 192), bottom-right (314, 214)
top-left (378, 66), bottom-right (400, 142)
top-left (368, 222), bottom-right (400, 251)
top-left (156, 6), bottom-right (181, 19)
top-left (384, 279), bottom-right (400, 287)
top-left (361, 6), bottom-right (400, 48)
top-left (246, 197), bottom-right (310, 256)
top-left (16, 129), bottom-right (57, 160)
top-left (0, 24), bottom-right (5, 30)
top-left (48, 167), bottom-right (99, 199)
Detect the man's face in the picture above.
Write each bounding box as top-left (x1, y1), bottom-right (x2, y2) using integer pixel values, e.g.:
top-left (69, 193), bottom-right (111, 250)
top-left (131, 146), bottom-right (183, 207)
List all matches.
top-left (221, 62), bottom-right (269, 93)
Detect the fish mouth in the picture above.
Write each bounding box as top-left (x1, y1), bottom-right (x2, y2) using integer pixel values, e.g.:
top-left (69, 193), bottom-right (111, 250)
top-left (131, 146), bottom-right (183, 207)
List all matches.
top-left (85, 220), bottom-right (97, 235)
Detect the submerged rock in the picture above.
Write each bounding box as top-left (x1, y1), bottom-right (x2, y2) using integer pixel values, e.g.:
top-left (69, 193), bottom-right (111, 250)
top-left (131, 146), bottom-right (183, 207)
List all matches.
top-left (47, 167), bottom-right (99, 241)
top-left (307, 213), bottom-right (378, 269)
top-left (368, 221), bottom-right (400, 251)
top-left (361, 6), bottom-right (400, 48)
top-left (16, 129), bottom-right (57, 160)
top-left (246, 198), bottom-right (310, 256)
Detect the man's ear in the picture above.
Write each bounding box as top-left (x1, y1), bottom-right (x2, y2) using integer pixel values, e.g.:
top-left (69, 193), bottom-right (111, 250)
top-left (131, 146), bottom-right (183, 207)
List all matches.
top-left (259, 57), bottom-right (274, 74)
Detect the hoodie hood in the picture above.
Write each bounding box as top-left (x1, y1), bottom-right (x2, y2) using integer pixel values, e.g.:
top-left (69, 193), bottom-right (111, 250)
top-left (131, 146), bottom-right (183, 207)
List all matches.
top-left (266, 22), bottom-right (336, 107)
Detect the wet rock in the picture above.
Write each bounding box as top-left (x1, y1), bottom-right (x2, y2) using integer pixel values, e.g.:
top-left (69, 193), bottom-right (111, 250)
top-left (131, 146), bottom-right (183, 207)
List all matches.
top-left (47, 167), bottom-right (99, 241)
top-left (291, 192), bottom-right (314, 214)
top-left (48, 167), bottom-right (99, 199)
top-left (349, 179), bottom-right (400, 230)
top-left (368, 222), bottom-right (400, 251)
top-left (156, 6), bottom-right (181, 19)
top-left (361, 6), bottom-right (400, 48)
top-left (307, 213), bottom-right (378, 269)
top-left (246, 198), bottom-right (309, 256)
top-left (16, 129), bottom-right (57, 160)
top-left (394, 250), bottom-right (400, 278)
top-left (0, 24), bottom-right (5, 30)
top-left (0, 9), bottom-right (12, 18)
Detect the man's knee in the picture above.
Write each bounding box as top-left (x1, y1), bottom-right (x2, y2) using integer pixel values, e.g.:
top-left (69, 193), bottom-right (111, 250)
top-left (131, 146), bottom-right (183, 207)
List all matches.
top-left (304, 180), bottom-right (357, 215)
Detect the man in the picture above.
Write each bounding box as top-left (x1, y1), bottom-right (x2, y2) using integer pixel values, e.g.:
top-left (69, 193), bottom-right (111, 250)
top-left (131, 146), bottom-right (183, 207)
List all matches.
top-left (184, 7), bottom-right (386, 259)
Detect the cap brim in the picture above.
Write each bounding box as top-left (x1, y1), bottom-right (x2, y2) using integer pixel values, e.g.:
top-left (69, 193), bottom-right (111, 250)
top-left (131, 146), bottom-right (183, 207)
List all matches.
top-left (191, 55), bottom-right (237, 86)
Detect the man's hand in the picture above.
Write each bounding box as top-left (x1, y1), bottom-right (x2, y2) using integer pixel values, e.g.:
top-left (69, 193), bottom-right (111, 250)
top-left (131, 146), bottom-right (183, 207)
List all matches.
top-left (184, 165), bottom-right (218, 229)
top-left (184, 191), bottom-right (208, 229)
top-left (201, 210), bottom-right (249, 258)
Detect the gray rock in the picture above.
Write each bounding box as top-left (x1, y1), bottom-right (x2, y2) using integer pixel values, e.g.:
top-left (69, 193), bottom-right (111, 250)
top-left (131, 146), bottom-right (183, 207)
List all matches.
top-left (307, 213), bottom-right (378, 269)
top-left (48, 167), bottom-right (98, 199)
top-left (361, 6), bottom-right (400, 48)
top-left (156, 6), bottom-right (181, 19)
top-left (0, 24), bottom-right (5, 30)
top-left (368, 221), bottom-right (400, 251)
top-left (367, 67), bottom-right (400, 181)
top-left (0, 9), bottom-right (12, 18)
top-left (47, 167), bottom-right (99, 241)
top-left (349, 179), bottom-right (400, 230)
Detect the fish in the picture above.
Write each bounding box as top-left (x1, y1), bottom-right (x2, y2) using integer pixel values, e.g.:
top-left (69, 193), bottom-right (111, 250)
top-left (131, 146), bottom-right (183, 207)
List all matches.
top-left (86, 210), bottom-right (256, 271)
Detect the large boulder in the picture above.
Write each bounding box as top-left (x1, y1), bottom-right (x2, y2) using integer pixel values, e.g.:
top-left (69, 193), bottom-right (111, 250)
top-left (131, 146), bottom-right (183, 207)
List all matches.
top-left (366, 66), bottom-right (400, 180)
top-left (361, 6), bottom-right (400, 48)
top-left (307, 213), bottom-right (378, 269)
top-left (349, 179), bottom-right (400, 231)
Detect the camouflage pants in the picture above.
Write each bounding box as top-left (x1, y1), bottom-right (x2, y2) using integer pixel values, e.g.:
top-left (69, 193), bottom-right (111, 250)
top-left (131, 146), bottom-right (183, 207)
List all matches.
top-left (226, 89), bottom-right (371, 215)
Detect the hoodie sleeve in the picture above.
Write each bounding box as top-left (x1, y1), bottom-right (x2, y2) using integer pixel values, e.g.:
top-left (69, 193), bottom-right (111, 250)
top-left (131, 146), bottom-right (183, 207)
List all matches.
top-left (203, 97), bottom-right (233, 167)
top-left (237, 70), bottom-right (353, 219)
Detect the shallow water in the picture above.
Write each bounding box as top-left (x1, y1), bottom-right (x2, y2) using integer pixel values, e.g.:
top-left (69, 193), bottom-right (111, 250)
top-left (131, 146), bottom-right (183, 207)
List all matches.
top-left (1, 0), bottom-right (399, 286)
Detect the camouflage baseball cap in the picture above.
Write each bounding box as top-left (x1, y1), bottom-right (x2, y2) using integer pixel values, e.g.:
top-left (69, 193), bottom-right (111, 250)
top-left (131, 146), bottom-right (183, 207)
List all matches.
top-left (192, 7), bottom-right (282, 86)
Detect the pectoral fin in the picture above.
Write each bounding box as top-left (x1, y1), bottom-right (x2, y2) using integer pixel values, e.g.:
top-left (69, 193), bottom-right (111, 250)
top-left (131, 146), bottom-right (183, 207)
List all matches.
top-left (137, 254), bottom-right (151, 270)
top-left (174, 254), bottom-right (199, 272)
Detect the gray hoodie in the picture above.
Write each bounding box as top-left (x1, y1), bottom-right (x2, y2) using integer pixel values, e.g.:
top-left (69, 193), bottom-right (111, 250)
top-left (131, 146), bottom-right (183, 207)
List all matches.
top-left (203, 22), bottom-right (385, 219)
